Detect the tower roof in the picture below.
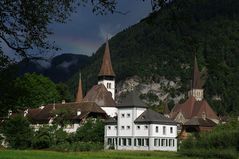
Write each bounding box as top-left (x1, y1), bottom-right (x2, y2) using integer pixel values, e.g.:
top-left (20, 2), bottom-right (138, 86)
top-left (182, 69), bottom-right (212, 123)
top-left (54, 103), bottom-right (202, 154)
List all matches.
top-left (75, 73), bottom-right (83, 103)
top-left (192, 56), bottom-right (202, 89)
top-left (98, 39), bottom-right (115, 77)
top-left (117, 90), bottom-right (147, 108)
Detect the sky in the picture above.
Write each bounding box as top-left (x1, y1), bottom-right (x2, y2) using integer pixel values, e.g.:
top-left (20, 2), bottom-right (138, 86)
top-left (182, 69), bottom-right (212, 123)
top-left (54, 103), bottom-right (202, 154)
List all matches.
top-left (48, 0), bottom-right (152, 56)
top-left (2, 1), bottom-right (152, 59)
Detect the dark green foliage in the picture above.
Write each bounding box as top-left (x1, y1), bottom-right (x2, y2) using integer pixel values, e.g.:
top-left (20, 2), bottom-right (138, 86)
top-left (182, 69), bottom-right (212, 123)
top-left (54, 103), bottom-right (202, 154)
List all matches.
top-left (69, 0), bottom-right (239, 115)
top-left (52, 108), bottom-right (73, 127)
top-left (180, 119), bottom-right (239, 158)
top-left (32, 125), bottom-right (70, 149)
top-left (75, 118), bottom-right (104, 143)
top-left (1, 115), bottom-right (34, 149)
top-left (13, 73), bottom-right (60, 109)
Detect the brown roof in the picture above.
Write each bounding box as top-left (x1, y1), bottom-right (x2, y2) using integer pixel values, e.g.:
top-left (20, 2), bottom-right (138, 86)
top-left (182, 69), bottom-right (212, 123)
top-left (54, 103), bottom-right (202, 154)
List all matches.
top-left (27, 102), bottom-right (106, 123)
top-left (98, 39), bottom-right (115, 77)
top-left (75, 73), bottom-right (83, 103)
top-left (83, 84), bottom-right (116, 107)
top-left (184, 117), bottom-right (217, 127)
top-left (192, 56), bottom-right (202, 89)
top-left (170, 96), bottom-right (219, 121)
top-left (163, 102), bottom-right (170, 115)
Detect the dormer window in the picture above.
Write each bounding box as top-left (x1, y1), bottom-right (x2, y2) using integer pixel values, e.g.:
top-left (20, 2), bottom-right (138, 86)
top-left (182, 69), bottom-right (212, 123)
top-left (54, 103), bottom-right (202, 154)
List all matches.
top-left (137, 126), bottom-right (140, 129)
top-left (121, 113), bottom-right (125, 118)
top-left (127, 113), bottom-right (130, 118)
top-left (121, 126), bottom-right (125, 130)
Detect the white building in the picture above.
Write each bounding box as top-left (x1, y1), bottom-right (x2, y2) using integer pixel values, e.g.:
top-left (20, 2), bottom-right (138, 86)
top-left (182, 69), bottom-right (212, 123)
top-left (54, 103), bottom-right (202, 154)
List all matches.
top-left (104, 91), bottom-right (178, 151)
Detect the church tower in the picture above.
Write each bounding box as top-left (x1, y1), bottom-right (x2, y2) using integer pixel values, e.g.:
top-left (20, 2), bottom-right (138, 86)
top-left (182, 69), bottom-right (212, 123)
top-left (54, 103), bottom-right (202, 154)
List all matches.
top-left (76, 73), bottom-right (83, 103)
top-left (188, 56), bottom-right (204, 101)
top-left (98, 39), bottom-right (116, 99)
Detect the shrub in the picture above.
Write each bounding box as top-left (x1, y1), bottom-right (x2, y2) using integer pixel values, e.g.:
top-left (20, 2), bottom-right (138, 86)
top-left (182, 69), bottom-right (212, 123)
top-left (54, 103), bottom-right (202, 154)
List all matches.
top-left (2, 115), bottom-right (33, 149)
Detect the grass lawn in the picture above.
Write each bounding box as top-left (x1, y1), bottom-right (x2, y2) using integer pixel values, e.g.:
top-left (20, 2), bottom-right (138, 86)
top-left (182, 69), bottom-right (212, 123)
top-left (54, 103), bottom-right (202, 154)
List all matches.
top-left (0, 150), bottom-right (194, 159)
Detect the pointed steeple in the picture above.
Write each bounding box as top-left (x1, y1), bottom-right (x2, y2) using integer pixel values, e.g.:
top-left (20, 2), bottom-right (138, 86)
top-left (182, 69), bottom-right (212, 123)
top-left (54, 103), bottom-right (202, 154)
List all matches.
top-left (76, 72), bottom-right (83, 103)
top-left (192, 56), bottom-right (202, 89)
top-left (98, 38), bottom-right (115, 77)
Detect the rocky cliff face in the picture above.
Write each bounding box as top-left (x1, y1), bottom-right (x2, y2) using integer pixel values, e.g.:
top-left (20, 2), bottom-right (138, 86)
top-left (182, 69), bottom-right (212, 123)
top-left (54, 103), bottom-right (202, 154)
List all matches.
top-left (115, 76), bottom-right (185, 111)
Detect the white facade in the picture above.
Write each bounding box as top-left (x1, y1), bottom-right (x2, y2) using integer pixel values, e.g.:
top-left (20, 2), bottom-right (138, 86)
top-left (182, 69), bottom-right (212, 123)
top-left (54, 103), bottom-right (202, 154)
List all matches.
top-left (98, 79), bottom-right (115, 100)
top-left (105, 107), bottom-right (178, 151)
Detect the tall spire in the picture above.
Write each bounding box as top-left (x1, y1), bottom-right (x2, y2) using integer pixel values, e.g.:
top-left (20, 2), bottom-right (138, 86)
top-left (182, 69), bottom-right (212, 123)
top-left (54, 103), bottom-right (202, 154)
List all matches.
top-left (98, 38), bottom-right (115, 77)
top-left (192, 56), bottom-right (202, 89)
top-left (76, 72), bottom-right (83, 103)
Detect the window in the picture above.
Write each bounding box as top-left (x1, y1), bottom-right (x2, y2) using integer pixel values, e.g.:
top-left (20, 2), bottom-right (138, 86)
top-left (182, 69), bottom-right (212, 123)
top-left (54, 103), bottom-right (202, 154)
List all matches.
top-left (107, 138), bottom-right (112, 145)
top-left (121, 126), bottom-right (125, 130)
top-left (127, 126), bottom-right (130, 129)
top-left (127, 113), bottom-right (130, 118)
top-left (137, 125), bottom-right (140, 129)
top-left (107, 83), bottom-right (111, 89)
top-left (146, 139), bottom-right (149, 146)
top-left (163, 126), bottom-right (166, 135)
top-left (119, 138), bottom-right (121, 146)
top-left (169, 139), bottom-right (173, 147)
top-left (156, 126), bottom-right (159, 133)
top-left (138, 138), bottom-right (142, 146)
top-left (142, 139), bottom-right (144, 146)
top-left (115, 126), bottom-right (117, 129)
top-left (122, 138), bottom-right (126, 146)
top-left (145, 125), bottom-right (148, 129)
top-left (128, 138), bottom-right (132, 146)
top-left (170, 127), bottom-right (173, 133)
top-left (158, 139), bottom-right (160, 146)
top-left (173, 139), bottom-right (175, 147)
top-left (166, 139), bottom-right (168, 146)
top-left (154, 139), bottom-right (157, 146)
top-left (162, 139), bottom-right (166, 146)
top-left (108, 126), bottom-right (111, 130)
top-left (121, 113), bottom-right (125, 118)
top-left (134, 139), bottom-right (136, 146)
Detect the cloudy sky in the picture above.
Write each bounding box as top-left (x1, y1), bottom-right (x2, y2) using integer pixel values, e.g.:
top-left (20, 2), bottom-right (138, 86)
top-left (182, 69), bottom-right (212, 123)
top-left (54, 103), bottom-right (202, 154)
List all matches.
top-left (48, 0), bottom-right (152, 56)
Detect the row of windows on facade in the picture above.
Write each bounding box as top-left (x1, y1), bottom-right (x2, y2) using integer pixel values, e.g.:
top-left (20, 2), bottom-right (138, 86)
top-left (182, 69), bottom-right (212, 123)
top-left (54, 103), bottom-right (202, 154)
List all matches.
top-left (107, 83), bottom-right (111, 89)
top-left (108, 125), bottom-right (174, 134)
top-left (107, 138), bottom-right (176, 147)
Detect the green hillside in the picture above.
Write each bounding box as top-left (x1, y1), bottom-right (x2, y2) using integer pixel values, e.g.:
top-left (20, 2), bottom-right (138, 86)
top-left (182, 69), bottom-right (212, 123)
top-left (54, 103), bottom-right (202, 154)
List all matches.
top-left (70, 0), bottom-right (239, 115)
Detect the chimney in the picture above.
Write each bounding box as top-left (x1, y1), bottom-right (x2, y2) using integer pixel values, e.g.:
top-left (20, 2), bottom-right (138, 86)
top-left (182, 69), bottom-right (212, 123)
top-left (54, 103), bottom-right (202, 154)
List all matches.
top-left (24, 109), bottom-right (28, 117)
top-left (8, 110), bottom-right (12, 118)
top-left (62, 100), bottom-right (66, 104)
top-left (77, 109), bottom-right (81, 116)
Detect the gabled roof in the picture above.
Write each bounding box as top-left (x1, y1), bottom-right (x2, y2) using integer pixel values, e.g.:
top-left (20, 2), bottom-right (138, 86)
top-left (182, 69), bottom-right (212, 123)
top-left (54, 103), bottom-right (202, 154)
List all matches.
top-left (192, 56), bottom-right (202, 89)
top-left (27, 102), bottom-right (106, 124)
top-left (75, 73), bottom-right (83, 103)
top-left (83, 84), bottom-right (116, 107)
top-left (98, 39), bottom-right (115, 77)
top-left (184, 117), bottom-right (217, 127)
top-left (135, 109), bottom-right (177, 125)
top-left (117, 90), bottom-right (147, 108)
top-left (170, 96), bottom-right (219, 121)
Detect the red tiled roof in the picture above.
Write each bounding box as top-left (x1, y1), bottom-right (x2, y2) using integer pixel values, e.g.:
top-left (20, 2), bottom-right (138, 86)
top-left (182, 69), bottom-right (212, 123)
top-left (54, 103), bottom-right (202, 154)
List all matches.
top-left (83, 84), bottom-right (116, 107)
top-left (170, 96), bottom-right (219, 121)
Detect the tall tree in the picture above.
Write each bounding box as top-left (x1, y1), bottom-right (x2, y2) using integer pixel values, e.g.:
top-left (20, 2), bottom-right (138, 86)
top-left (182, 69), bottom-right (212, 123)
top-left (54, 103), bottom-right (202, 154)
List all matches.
top-left (12, 73), bottom-right (60, 109)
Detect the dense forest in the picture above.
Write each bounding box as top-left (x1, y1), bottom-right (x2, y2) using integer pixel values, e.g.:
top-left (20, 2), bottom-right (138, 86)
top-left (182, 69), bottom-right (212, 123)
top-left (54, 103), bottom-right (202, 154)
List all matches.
top-left (69, 0), bottom-right (239, 115)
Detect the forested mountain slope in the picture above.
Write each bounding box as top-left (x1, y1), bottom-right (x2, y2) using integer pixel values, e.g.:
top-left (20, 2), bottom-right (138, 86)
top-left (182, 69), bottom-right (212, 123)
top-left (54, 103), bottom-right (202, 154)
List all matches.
top-left (70, 0), bottom-right (239, 115)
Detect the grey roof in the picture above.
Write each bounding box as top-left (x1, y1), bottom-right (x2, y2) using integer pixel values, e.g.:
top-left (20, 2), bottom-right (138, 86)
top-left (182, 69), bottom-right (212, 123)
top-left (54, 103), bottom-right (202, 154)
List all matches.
top-left (134, 109), bottom-right (177, 125)
top-left (117, 91), bottom-right (147, 108)
top-left (105, 117), bottom-right (117, 124)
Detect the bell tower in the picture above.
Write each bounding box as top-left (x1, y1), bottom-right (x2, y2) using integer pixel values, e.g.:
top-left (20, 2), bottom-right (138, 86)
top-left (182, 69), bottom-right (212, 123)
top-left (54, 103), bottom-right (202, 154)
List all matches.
top-left (188, 56), bottom-right (204, 101)
top-left (98, 39), bottom-right (116, 99)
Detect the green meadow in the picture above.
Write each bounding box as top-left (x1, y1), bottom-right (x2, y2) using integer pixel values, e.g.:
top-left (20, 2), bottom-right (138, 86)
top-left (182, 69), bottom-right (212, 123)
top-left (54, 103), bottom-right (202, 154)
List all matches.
top-left (0, 150), bottom-right (193, 159)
